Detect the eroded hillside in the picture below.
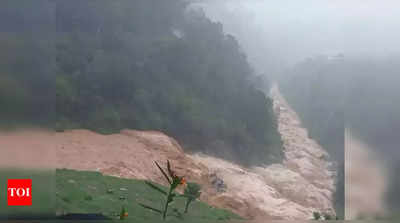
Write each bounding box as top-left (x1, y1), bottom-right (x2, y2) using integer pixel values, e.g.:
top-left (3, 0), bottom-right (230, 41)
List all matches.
top-left (1, 86), bottom-right (336, 220)
top-left (53, 85), bottom-right (336, 220)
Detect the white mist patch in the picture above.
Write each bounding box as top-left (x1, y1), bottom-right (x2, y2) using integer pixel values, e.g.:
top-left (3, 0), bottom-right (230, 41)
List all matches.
top-left (345, 129), bottom-right (388, 219)
top-left (171, 28), bottom-right (184, 39)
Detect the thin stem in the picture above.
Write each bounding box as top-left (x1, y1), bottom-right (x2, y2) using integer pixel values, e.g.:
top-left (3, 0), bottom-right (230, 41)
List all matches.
top-left (163, 187), bottom-right (173, 220)
top-left (184, 199), bottom-right (192, 213)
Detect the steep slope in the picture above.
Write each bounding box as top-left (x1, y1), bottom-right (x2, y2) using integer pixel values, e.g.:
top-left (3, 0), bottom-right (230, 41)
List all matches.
top-left (2, 85), bottom-right (335, 220)
top-left (53, 84), bottom-right (336, 220)
top-left (56, 129), bottom-right (208, 190)
top-left (188, 84), bottom-right (336, 220)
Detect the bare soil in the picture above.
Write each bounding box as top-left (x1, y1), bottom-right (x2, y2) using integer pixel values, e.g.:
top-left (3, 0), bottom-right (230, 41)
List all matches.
top-left (1, 85), bottom-right (338, 221)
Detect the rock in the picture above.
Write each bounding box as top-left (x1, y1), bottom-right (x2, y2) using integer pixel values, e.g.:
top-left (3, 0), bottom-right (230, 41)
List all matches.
top-left (210, 173), bottom-right (227, 193)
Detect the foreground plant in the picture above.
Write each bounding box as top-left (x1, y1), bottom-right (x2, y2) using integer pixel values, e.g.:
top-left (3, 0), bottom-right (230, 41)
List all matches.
top-left (182, 182), bottom-right (201, 213)
top-left (313, 211), bottom-right (321, 220)
top-left (119, 206), bottom-right (128, 220)
top-left (139, 160), bottom-right (186, 220)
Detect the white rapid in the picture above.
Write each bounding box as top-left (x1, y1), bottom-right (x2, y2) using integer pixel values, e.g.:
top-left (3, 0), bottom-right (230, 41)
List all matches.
top-left (190, 84), bottom-right (337, 220)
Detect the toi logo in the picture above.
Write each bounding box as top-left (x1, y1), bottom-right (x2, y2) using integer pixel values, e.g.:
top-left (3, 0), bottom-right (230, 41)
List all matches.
top-left (7, 179), bottom-right (32, 206)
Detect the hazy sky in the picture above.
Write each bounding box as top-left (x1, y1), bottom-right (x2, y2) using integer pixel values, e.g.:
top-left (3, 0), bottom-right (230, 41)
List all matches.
top-left (195, 0), bottom-right (400, 74)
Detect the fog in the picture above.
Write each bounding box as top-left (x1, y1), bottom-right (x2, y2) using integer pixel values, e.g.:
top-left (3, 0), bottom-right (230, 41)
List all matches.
top-left (194, 0), bottom-right (400, 219)
top-left (1, 0), bottom-right (400, 220)
top-left (195, 0), bottom-right (400, 75)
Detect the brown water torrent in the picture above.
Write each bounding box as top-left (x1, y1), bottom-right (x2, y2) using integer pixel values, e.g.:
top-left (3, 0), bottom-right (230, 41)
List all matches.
top-left (345, 128), bottom-right (388, 219)
top-left (190, 84), bottom-right (337, 220)
top-left (1, 85), bottom-right (338, 220)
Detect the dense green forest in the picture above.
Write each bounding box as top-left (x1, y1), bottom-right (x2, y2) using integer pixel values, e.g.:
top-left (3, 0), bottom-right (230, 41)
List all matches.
top-left (279, 54), bottom-right (400, 217)
top-left (0, 0), bottom-right (282, 166)
top-left (0, 0), bottom-right (55, 125)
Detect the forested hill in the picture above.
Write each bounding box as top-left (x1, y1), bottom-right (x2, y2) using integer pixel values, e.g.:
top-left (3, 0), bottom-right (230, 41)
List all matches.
top-left (279, 56), bottom-right (345, 163)
top-left (0, 0), bottom-right (282, 166)
top-left (279, 54), bottom-right (400, 163)
top-left (279, 54), bottom-right (400, 216)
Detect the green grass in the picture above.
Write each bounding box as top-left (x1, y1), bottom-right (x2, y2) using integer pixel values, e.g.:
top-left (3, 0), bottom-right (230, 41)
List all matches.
top-left (56, 169), bottom-right (242, 222)
top-left (0, 168), bottom-right (55, 219)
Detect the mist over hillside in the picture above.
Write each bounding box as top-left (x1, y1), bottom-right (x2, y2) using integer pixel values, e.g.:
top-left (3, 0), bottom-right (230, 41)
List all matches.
top-left (1, 0), bottom-right (400, 220)
top-left (197, 0), bottom-right (400, 76)
top-left (279, 54), bottom-right (400, 218)
top-left (0, 0), bottom-right (282, 166)
top-left (196, 0), bottom-right (400, 219)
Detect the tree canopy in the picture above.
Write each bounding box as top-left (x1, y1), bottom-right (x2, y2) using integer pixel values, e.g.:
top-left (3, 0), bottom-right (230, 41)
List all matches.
top-left (0, 0), bottom-right (282, 166)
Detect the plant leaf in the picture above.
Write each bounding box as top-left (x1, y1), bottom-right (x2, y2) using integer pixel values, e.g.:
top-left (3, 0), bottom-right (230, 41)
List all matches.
top-left (167, 193), bottom-right (176, 203)
top-left (167, 209), bottom-right (183, 219)
top-left (138, 203), bottom-right (162, 213)
top-left (144, 181), bottom-right (167, 195)
top-left (167, 160), bottom-right (173, 177)
top-left (155, 161), bottom-right (171, 184)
